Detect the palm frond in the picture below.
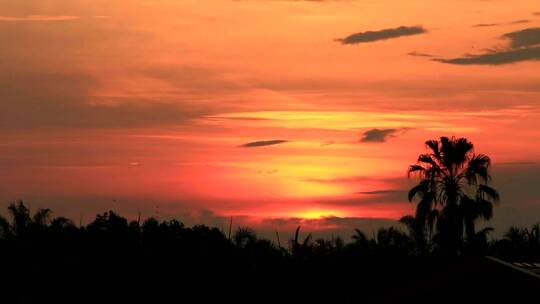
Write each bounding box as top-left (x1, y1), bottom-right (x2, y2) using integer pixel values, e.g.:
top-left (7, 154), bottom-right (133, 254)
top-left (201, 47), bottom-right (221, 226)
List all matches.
top-left (476, 198), bottom-right (494, 220)
top-left (8, 201), bottom-right (31, 234)
top-left (294, 226), bottom-right (300, 246)
top-left (33, 208), bottom-right (52, 226)
top-left (352, 228), bottom-right (368, 243)
top-left (417, 154), bottom-right (438, 168)
top-left (407, 164), bottom-right (426, 178)
top-left (477, 184), bottom-right (500, 202)
top-left (463, 154), bottom-right (491, 184)
top-left (425, 139), bottom-right (441, 159)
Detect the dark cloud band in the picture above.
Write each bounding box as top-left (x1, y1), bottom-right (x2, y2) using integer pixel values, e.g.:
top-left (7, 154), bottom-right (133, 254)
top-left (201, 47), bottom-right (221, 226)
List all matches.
top-left (240, 140), bottom-right (288, 148)
top-left (435, 27), bottom-right (540, 65)
top-left (434, 46), bottom-right (540, 65)
top-left (503, 27), bottom-right (540, 48)
top-left (337, 26), bottom-right (426, 44)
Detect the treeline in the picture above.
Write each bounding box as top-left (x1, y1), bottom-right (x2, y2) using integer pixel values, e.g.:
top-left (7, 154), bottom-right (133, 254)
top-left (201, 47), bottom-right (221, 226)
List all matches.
top-left (0, 201), bottom-right (538, 261)
top-left (0, 201), bottom-right (539, 303)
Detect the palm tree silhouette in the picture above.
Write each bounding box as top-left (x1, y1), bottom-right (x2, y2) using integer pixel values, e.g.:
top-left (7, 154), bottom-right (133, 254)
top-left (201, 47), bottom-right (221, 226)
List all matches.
top-left (233, 227), bottom-right (257, 248)
top-left (399, 215), bottom-right (427, 253)
top-left (289, 226), bottom-right (313, 258)
top-left (1, 201), bottom-right (52, 236)
top-left (461, 184), bottom-right (499, 241)
top-left (407, 137), bottom-right (499, 254)
top-left (352, 228), bottom-right (368, 245)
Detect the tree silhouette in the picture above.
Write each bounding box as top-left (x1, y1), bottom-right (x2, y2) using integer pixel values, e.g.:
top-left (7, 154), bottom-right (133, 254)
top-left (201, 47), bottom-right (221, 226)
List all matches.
top-left (289, 226), bottom-right (313, 258)
top-left (233, 226), bottom-right (257, 248)
top-left (461, 184), bottom-right (499, 241)
top-left (407, 137), bottom-right (500, 254)
top-left (0, 199), bottom-right (537, 302)
top-left (352, 228), bottom-right (369, 245)
top-left (399, 215), bottom-right (427, 253)
top-left (0, 201), bottom-right (53, 237)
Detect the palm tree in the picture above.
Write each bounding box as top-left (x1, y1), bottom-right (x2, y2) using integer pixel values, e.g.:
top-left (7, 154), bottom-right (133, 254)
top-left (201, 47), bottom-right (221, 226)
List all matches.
top-left (233, 227), bottom-right (257, 248)
top-left (460, 184), bottom-right (499, 241)
top-left (407, 137), bottom-right (499, 254)
top-left (5, 201), bottom-right (52, 236)
top-left (399, 215), bottom-right (427, 253)
top-left (352, 228), bottom-right (368, 245)
top-left (289, 226), bottom-right (313, 258)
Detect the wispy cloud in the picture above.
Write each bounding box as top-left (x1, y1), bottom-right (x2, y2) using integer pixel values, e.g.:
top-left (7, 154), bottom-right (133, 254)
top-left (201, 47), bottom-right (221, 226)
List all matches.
top-left (355, 189), bottom-right (406, 195)
top-left (240, 139), bottom-right (288, 148)
top-left (337, 26), bottom-right (426, 44)
top-left (434, 46), bottom-right (540, 65)
top-left (495, 161), bottom-right (537, 166)
top-left (435, 27), bottom-right (540, 65)
top-left (0, 15), bottom-right (80, 22)
top-left (472, 19), bottom-right (530, 28)
top-left (407, 51), bottom-right (435, 58)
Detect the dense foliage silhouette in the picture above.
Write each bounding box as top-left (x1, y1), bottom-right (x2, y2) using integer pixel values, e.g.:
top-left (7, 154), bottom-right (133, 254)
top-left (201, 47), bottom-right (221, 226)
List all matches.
top-left (0, 201), bottom-right (538, 303)
top-left (405, 136), bottom-right (500, 255)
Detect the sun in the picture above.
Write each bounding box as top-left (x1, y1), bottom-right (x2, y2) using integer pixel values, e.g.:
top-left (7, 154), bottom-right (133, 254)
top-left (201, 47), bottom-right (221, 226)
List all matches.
top-left (295, 209), bottom-right (346, 219)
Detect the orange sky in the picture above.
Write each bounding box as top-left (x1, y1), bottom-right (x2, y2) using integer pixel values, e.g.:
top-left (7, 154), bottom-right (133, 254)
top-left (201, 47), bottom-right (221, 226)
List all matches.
top-left (0, 0), bottom-right (539, 238)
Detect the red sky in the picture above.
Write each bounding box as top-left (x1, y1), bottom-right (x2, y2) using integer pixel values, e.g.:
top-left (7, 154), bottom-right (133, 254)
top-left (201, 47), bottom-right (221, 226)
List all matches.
top-left (0, 0), bottom-right (539, 239)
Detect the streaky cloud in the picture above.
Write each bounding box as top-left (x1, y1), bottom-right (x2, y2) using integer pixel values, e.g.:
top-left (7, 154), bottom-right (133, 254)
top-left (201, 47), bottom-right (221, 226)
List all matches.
top-left (0, 15), bottom-right (80, 22)
top-left (472, 19), bottom-right (531, 28)
top-left (434, 47), bottom-right (540, 65)
top-left (408, 51), bottom-right (435, 58)
top-left (495, 161), bottom-right (537, 166)
top-left (355, 189), bottom-right (407, 195)
top-left (435, 27), bottom-right (540, 65)
top-left (337, 26), bottom-right (426, 44)
top-left (240, 139), bottom-right (288, 148)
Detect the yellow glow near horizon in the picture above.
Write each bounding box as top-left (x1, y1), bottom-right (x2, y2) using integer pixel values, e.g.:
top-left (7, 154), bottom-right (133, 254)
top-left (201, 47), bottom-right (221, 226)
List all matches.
top-left (295, 209), bottom-right (347, 219)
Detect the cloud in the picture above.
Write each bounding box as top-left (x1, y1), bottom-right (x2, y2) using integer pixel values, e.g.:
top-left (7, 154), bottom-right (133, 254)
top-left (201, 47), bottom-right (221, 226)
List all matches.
top-left (337, 26), bottom-right (426, 44)
top-left (0, 11), bottom-right (247, 130)
top-left (434, 46), bottom-right (540, 65)
top-left (495, 161), bottom-right (537, 166)
top-left (240, 139), bottom-right (288, 147)
top-left (0, 15), bottom-right (80, 22)
top-left (261, 216), bottom-right (397, 229)
top-left (320, 141), bottom-right (335, 146)
top-left (435, 28), bottom-right (540, 65)
top-left (258, 216), bottom-right (401, 240)
top-left (0, 70), bottom-right (212, 129)
top-left (306, 176), bottom-right (414, 201)
top-left (472, 19), bottom-right (531, 28)
top-left (360, 128), bottom-right (398, 142)
top-left (306, 176), bottom-right (377, 184)
top-left (407, 51), bottom-right (435, 57)
top-left (240, 0), bottom-right (348, 2)
top-left (355, 189), bottom-right (407, 195)
top-left (503, 27), bottom-right (540, 48)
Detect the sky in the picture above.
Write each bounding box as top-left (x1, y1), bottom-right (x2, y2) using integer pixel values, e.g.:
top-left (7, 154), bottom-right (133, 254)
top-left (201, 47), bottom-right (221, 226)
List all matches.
top-left (0, 0), bottom-right (539, 240)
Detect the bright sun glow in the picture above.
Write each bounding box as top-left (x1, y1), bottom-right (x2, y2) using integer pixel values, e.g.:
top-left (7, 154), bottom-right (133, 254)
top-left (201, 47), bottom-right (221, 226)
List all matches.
top-left (295, 209), bottom-right (346, 219)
